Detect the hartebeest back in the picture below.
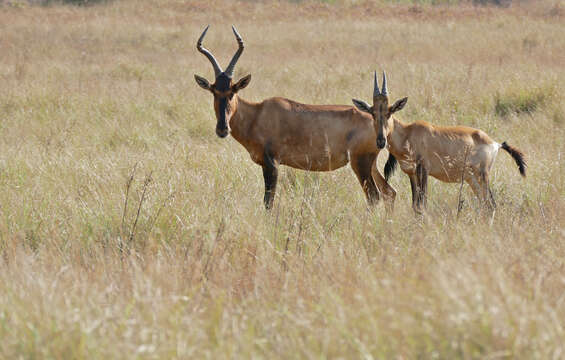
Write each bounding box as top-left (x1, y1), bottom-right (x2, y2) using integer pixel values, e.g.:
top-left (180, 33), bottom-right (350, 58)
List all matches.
top-left (194, 26), bottom-right (396, 210)
top-left (352, 71), bottom-right (526, 215)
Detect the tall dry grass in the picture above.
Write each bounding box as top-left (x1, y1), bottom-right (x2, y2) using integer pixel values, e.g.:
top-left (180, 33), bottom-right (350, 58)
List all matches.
top-left (0, 0), bottom-right (564, 358)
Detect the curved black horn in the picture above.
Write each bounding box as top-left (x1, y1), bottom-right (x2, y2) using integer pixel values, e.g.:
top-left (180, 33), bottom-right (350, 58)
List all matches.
top-left (197, 25), bottom-right (222, 78)
top-left (373, 70), bottom-right (380, 97)
top-left (381, 70), bottom-right (388, 96)
top-left (224, 26), bottom-right (244, 78)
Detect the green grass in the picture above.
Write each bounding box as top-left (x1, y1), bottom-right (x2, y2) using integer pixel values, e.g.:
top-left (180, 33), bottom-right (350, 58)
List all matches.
top-left (494, 85), bottom-right (557, 118)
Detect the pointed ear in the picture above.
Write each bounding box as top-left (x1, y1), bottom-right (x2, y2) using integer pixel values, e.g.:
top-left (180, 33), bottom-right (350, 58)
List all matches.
top-left (232, 74), bottom-right (251, 92)
top-left (194, 74), bottom-right (211, 90)
top-left (390, 97), bottom-right (408, 113)
top-left (352, 99), bottom-right (372, 113)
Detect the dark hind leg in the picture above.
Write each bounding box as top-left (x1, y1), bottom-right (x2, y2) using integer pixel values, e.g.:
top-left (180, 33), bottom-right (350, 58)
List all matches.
top-left (408, 174), bottom-right (420, 215)
top-left (262, 150), bottom-right (279, 210)
top-left (415, 162), bottom-right (428, 213)
top-left (481, 171), bottom-right (496, 213)
top-left (351, 153), bottom-right (380, 206)
top-left (488, 187), bottom-right (496, 209)
top-left (467, 175), bottom-right (483, 206)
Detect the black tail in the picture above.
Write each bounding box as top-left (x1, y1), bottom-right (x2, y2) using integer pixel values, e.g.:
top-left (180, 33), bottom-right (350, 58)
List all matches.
top-left (501, 141), bottom-right (526, 177)
top-left (384, 154), bottom-right (397, 181)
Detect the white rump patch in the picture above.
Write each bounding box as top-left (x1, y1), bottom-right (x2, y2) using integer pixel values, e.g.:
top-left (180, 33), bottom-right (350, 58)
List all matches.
top-left (488, 142), bottom-right (502, 172)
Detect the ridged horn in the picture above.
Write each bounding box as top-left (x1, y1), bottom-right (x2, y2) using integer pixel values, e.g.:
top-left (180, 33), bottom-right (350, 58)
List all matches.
top-left (224, 26), bottom-right (245, 78)
top-left (197, 25), bottom-right (222, 78)
top-left (381, 70), bottom-right (388, 96)
top-left (373, 71), bottom-right (380, 97)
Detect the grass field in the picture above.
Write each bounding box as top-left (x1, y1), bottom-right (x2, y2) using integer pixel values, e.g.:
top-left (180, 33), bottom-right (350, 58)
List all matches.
top-left (0, 0), bottom-right (564, 358)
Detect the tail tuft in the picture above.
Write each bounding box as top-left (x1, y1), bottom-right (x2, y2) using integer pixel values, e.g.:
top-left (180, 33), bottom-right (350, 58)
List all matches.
top-left (384, 154), bottom-right (397, 181)
top-left (501, 141), bottom-right (526, 177)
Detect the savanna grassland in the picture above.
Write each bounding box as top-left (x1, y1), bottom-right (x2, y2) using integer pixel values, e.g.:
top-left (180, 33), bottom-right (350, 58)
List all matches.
top-left (0, 0), bottom-right (564, 358)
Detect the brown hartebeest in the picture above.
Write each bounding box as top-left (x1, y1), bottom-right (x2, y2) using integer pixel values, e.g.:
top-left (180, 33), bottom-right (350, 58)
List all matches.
top-left (352, 71), bottom-right (526, 215)
top-left (194, 26), bottom-right (396, 210)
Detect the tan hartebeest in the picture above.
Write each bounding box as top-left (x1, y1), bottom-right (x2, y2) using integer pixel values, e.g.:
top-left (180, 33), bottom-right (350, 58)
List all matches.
top-left (352, 71), bottom-right (526, 215)
top-left (194, 26), bottom-right (396, 209)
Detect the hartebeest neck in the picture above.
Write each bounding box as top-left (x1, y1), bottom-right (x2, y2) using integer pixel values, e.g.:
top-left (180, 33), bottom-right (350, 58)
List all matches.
top-left (229, 95), bottom-right (260, 145)
top-left (387, 117), bottom-right (409, 157)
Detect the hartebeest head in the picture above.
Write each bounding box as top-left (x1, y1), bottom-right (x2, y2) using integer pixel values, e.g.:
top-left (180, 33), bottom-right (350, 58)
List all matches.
top-left (352, 71), bottom-right (408, 149)
top-left (194, 25), bottom-right (251, 138)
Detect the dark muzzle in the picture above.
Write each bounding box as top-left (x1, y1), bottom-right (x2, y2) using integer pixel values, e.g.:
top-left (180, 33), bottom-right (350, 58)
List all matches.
top-left (376, 136), bottom-right (387, 149)
top-left (216, 126), bottom-right (229, 138)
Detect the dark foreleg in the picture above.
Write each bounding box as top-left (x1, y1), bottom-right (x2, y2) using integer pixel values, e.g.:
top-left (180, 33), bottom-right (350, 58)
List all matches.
top-left (351, 154), bottom-right (380, 206)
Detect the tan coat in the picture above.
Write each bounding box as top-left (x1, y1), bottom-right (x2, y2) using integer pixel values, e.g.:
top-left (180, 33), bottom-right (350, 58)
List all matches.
top-left (223, 95), bottom-right (396, 209)
top-left (195, 27), bottom-right (396, 210)
top-left (353, 71), bottom-right (525, 215)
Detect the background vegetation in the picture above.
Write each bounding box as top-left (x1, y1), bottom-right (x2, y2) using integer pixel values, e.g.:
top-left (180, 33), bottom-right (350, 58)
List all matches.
top-left (0, 0), bottom-right (564, 358)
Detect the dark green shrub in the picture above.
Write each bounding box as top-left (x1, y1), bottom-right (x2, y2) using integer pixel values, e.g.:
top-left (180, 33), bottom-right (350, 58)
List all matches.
top-left (494, 86), bottom-right (555, 117)
top-left (473, 0), bottom-right (512, 6)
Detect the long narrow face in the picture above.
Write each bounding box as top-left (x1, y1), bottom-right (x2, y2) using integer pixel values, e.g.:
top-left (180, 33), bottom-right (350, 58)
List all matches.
top-left (193, 25), bottom-right (251, 139)
top-left (195, 73), bottom-right (251, 138)
top-left (211, 75), bottom-right (233, 138)
top-left (372, 95), bottom-right (391, 149)
top-left (352, 71), bottom-right (408, 149)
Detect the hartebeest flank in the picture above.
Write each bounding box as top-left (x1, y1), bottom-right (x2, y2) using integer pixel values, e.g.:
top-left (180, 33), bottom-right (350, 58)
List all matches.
top-left (194, 26), bottom-right (396, 210)
top-left (352, 71), bottom-right (526, 215)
